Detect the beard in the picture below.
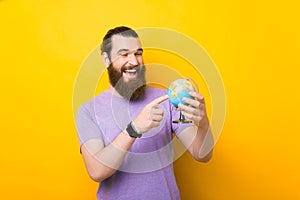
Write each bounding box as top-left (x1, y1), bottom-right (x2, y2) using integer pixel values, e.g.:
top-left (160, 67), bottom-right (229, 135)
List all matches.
top-left (107, 63), bottom-right (146, 101)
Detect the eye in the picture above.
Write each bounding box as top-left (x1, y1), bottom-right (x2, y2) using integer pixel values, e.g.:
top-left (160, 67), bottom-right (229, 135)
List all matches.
top-left (120, 52), bottom-right (128, 57)
top-left (135, 51), bottom-right (143, 56)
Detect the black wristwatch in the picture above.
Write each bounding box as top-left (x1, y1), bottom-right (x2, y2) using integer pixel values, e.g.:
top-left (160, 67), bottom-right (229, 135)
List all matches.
top-left (126, 122), bottom-right (142, 138)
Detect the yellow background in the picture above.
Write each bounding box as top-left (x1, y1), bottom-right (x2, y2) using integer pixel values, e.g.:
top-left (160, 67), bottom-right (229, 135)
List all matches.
top-left (1, 0), bottom-right (299, 199)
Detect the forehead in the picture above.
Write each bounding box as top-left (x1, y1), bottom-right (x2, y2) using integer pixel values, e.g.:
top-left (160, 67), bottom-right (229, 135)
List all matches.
top-left (111, 35), bottom-right (142, 53)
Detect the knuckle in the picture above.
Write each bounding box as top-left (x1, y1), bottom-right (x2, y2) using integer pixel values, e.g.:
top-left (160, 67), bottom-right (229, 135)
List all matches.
top-left (159, 109), bottom-right (164, 115)
top-left (152, 123), bottom-right (159, 128)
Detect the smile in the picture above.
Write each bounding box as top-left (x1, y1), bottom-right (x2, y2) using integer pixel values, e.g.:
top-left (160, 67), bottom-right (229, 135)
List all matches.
top-left (124, 69), bottom-right (137, 73)
top-left (123, 67), bottom-right (138, 79)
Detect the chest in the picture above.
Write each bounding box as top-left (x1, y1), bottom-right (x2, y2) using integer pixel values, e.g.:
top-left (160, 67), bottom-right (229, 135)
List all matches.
top-left (94, 98), bottom-right (173, 153)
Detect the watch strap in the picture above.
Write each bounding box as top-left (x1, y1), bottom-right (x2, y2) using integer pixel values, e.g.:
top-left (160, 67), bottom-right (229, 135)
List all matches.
top-left (126, 122), bottom-right (142, 138)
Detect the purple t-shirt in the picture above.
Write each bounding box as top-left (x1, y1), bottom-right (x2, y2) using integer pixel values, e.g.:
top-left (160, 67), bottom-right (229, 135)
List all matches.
top-left (76, 87), bottom-right (192, 200)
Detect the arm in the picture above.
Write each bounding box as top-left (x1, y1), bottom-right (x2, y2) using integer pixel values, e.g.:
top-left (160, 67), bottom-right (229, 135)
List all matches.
top-left (177, 92), bottom-right (214, 162)
top-left (81, 132), bottom-right (135, 182)
top-left (176, 122), bottom-right (214, 162)
top-left (79, 95), bottom-right (168, 182)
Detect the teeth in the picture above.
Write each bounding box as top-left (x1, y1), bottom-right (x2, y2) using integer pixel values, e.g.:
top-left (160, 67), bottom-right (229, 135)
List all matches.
top-left (125, 69), bottom-right (137, 73)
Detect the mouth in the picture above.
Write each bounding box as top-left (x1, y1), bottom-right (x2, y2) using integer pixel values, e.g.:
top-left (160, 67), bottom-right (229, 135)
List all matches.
top-left (122, 67), bottom-right (139, 79)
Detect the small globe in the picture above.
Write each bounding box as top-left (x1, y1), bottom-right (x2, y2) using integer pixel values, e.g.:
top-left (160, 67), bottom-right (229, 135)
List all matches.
top-left (167, 79), bottom-right (196, 107)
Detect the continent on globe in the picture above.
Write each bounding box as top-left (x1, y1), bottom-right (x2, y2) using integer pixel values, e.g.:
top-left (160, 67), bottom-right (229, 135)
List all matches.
top-left (167, 79), bottom-right (196, 108)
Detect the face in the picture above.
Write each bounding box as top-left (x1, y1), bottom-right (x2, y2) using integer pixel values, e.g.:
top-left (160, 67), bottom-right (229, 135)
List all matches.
top-left (106, 35), bottom-right (146, 100)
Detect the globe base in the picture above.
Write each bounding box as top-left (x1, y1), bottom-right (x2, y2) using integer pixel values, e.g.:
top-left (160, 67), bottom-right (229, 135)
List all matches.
top-left (172, 119), bottom-right (193, 124)
top-left (172, 111), bottom-right (193, 124)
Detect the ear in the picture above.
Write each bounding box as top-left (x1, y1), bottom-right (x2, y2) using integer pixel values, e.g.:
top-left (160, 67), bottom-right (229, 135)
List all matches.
top-left (101, 52), bottom-right (111, 67)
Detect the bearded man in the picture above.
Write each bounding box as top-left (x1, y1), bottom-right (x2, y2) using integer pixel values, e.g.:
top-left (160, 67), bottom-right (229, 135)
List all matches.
top-left (76, 26), bottom-right (214, 200)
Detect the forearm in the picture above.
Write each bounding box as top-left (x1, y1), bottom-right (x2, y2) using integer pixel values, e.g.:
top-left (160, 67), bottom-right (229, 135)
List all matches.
top-left (178, 122), bottom-right (214, 162)
top-left (82, 130), bottom-right (135, 182)
top-left (96, 130), bottom-right (135, 169)
top-left (192, 125), bottom-right (214, 162)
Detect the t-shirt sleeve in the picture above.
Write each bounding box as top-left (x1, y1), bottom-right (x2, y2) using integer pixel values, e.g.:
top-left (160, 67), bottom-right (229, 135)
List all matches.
top-left (75, 101), bottom-right (104, 149)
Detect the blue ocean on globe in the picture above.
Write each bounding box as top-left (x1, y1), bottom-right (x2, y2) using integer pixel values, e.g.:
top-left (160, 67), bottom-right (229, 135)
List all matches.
top-left (167, 79), bottom-right (195, 107)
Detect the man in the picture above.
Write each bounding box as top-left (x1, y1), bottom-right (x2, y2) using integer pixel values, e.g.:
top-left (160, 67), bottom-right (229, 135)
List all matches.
top-left (76, 26), bottom-right (214, 200)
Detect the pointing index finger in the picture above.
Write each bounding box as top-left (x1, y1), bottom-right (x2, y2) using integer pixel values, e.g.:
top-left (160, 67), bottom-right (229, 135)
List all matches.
top-left (149, 95), bottom-right (168, 106)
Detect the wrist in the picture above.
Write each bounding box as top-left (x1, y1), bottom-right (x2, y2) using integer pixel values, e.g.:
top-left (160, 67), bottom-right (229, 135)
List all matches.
top-left (131, 121), bottom-right (141, 134)
top-left (122, 129), bottom-right (132, 137)
top-left (126, 121), bottom-right (142, 138)
top-left (198, 116), bottom-right (209, 129)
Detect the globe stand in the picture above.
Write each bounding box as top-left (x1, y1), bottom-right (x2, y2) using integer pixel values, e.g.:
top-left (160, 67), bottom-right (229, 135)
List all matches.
top-left (173, 110), bottom-right (193, 123)
top-left (168, 78), bottom-right (198, 124)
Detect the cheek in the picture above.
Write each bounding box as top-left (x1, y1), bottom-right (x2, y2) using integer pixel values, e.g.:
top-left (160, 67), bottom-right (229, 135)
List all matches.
top-left (137, 56), bottom-right (144, 63)
top-left (112, 61), bottom-right (124, 72)
top-left (138, 57), bottom-right (144, 64)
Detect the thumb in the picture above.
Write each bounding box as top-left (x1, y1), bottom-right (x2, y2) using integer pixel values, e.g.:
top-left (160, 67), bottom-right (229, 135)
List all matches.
top-left (148, 95), bottom-right (168, 106)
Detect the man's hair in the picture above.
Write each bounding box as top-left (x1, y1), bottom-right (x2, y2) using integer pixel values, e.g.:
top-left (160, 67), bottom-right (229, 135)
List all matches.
top-left (100, 26), bottom-right (139, 59)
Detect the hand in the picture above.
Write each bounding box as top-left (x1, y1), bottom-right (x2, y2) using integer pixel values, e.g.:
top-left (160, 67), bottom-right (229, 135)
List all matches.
top-left (178, 92), bottom-right (209, 128)
top-left (133, 95), bottom-right (168, 134)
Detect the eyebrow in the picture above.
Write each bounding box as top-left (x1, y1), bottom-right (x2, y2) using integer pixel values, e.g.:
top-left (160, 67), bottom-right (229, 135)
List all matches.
top-left (117, 48), bottom-right (143, 53)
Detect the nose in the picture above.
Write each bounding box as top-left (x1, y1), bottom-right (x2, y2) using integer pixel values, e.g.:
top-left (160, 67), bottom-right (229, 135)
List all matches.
top-left (127, 53), bottom-right (138, 66)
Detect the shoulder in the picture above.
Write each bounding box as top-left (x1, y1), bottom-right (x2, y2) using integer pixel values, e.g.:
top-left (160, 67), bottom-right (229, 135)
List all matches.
top-left (77, 90), bottom-right (111, 116)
